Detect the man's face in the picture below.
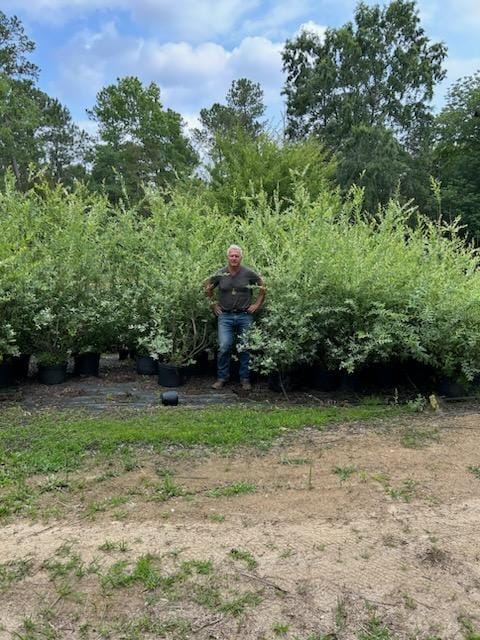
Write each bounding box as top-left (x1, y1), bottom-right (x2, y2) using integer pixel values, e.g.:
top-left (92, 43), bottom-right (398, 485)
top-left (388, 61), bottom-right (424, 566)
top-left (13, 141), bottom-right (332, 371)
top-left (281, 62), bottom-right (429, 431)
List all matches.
top-left (227, 249), bottom-right (242, 268)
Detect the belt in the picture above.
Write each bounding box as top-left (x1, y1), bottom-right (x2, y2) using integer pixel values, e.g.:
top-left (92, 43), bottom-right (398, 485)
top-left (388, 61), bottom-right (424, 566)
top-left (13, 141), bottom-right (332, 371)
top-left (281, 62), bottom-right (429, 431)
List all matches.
top-left (222, 309), bottom-right (247, 314)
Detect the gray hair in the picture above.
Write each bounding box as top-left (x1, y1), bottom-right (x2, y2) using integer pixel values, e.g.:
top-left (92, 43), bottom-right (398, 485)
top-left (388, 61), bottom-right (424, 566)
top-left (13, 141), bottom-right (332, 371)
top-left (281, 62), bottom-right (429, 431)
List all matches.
top-left (227, 244), bottom-right (243, 257)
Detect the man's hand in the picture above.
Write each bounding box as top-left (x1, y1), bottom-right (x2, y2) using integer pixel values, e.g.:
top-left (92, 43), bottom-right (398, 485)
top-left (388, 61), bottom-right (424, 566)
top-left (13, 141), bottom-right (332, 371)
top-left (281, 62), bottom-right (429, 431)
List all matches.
top-left (212, 303), bottom-right (222, 316)
top-left (247, 304), bottom-right (258, 313)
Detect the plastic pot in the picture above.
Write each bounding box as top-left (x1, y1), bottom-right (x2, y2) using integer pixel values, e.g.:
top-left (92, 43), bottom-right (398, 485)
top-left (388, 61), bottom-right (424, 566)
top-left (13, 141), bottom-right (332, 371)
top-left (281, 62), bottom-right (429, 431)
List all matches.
top-left (136, 355), bottom-right (158, 376)
top-left (74, 352), bottom-right (100, 377)
top-left (9, 353), bottom-right (31, 380)
top-left (161, 390), bottom-right (179, 406)
top-left (308, 366), bottom-right (339, 392)
top-left (0, 360), bottom-right (14, 387)
top-left (38, 362), bottom-right (68, 385)
top-left (158, 363), bottom-right (185, 387)
top-left (437, 376), bottom-right (469, 398)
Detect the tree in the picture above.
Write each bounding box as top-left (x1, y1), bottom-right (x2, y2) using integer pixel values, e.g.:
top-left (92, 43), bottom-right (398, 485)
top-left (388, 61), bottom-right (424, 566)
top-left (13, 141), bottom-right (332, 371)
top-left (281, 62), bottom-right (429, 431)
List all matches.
top-left (0, 10), bottom-right (38, 79)
top-left (88, 76), bottom-right (197, 203)
top-left (282, 0), bottom-right (446, 211)
top-left (205, 130), bottom-right (337, 215)
top-left (194, 78), bottom-right (266, 151)
top-left (0, 75), bottom-right (42, 186)
top-left (283, 0), bottom-right (446, 147)
top-left (0, 11), bottom-right (40, 185)
top-left (37, 96), bottom-right (90, 185)
top-left (433, 72), bottom-right (480, 241)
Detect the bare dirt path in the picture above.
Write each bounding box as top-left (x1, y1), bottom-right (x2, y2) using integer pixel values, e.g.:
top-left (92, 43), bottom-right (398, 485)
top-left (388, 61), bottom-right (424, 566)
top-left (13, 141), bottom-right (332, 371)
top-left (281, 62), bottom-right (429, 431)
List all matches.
top-left (1, 410), bottom-right (480, 639)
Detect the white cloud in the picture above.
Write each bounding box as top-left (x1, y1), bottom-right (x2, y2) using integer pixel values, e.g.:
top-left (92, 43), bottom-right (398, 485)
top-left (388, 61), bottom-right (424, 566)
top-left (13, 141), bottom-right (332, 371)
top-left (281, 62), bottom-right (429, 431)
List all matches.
top-left (3, 0), bottom-right (259, 38)
top-left (295, 20), bottom-right (327, 41)
top-left (54, 24), bottom-right (284, 122)
top-left (132, 0), bottom-right (259, 40)
top-left (241, 0), bottom-right (313, 39)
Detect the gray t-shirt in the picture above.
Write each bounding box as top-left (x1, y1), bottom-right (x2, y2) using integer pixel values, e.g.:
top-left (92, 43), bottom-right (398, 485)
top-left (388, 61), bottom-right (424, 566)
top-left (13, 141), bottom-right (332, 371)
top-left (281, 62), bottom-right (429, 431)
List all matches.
top-left (209, 265), bottom-right (262, 312)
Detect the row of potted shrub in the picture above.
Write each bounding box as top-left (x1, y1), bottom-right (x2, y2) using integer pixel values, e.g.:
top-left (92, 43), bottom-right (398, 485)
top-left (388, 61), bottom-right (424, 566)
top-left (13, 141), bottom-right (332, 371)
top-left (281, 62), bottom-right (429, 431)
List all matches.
top-left (1, 176), bottom-right (480, 391)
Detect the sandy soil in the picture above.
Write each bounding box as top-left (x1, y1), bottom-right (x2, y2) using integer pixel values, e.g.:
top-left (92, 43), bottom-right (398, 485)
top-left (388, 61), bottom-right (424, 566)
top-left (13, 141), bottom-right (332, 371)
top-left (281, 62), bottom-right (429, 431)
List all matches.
top-left (1, 410), bottom-right (480, 639)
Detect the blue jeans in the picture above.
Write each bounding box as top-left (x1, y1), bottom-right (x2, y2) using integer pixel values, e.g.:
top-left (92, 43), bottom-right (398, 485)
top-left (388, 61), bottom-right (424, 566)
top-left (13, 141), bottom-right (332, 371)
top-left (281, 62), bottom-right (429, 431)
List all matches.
top-left (217, 312), bottom-right (253, 381)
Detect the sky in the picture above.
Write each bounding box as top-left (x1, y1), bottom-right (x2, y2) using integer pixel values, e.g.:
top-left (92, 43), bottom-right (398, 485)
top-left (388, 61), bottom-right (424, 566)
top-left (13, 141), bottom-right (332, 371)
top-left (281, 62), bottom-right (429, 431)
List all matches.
top-left (3, 0), bottom-right (480, 134)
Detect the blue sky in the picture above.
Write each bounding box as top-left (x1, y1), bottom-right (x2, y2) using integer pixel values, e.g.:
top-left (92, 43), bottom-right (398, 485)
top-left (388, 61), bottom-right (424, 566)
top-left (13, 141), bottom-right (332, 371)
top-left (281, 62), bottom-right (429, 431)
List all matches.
top-left (3, 0), bottom-right (480, 133)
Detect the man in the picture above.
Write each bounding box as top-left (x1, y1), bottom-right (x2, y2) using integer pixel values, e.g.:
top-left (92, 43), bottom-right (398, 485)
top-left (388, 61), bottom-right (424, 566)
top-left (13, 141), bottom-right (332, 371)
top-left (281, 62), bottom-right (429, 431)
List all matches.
top-left (205, 245), bottom-right (265, 390)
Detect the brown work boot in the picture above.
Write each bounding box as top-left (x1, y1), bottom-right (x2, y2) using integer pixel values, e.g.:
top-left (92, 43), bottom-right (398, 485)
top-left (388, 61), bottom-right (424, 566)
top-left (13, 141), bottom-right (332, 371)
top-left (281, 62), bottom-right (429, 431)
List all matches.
top-left (211, 379), bottom-right (225, 390)
top-left (240, 379), bottom-right (252, 391)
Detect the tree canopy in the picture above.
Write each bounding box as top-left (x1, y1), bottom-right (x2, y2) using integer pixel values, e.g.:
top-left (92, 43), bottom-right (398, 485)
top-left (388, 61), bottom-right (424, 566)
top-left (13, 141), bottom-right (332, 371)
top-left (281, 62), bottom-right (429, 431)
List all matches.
top-left (282, 0), bottom-right (446, 147)
top-left (433, 72), bottom-right (480, 241)
top-left (88, 76), bottom-right (198, 203)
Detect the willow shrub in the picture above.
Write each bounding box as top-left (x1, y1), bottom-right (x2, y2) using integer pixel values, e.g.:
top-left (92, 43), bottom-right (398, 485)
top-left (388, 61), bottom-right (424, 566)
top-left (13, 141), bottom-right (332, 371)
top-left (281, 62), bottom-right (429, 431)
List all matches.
top-left (1, 175), bottom-right (479, 380)
top-left (0, 176), bottom-right (119, 363)
top-left (240, 186), bottom-right (480, 381)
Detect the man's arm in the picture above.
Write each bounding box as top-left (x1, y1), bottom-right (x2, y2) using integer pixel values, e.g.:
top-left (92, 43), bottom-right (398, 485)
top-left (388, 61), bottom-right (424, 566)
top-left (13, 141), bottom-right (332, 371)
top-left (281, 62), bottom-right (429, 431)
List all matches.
top-left (247, 277), bottom-right (266, 313)
top-left (204, 278), bottom-right (222, 316)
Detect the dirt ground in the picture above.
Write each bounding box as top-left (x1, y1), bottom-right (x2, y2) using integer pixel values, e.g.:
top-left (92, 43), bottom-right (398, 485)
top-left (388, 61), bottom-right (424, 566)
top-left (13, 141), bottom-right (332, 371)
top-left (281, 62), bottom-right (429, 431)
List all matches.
top-left (1, 408), bottom-right (480, 639)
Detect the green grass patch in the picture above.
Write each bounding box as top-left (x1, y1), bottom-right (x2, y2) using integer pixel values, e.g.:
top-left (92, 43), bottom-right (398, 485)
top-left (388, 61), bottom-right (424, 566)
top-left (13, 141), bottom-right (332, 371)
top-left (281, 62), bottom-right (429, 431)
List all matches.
top-left (468, 466), bottom-right (480, 479)
top-left (0, 557), bottom-right (34, 590)
top-left (332, 465), bottom-right (357, 481)
top-left (228, 548), bottom-right (258, 569)
top-left (400, 426), bottom-right (440, 449)
top-left (207, 482), bottom-right (256, 497)
top-left (0, 404), bottom-right (403, 518)
top-left (0, 404), bottom-right (400, 478)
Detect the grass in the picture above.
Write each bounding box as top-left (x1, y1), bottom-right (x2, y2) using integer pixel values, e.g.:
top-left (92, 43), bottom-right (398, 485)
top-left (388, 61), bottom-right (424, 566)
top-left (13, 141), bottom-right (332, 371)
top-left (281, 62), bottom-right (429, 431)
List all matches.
top-left (468, 465), bottom-right (480, 479)
top-left (0, 403), bottom-right (401, 483)
top-left (0, 403), bottom-right (402, 519)
top-left (401, 426), bottom-right (440, 448)
top-left (207, 481), bottom-right (256, 497)
top-left (0, 557), bottom-right (34, 590)
top-left (229, 548), bottom-right (258, 569)
top-left (358, 613), bottom-right (392, 640)
top-left (333, 465), bottom-right (357, 481)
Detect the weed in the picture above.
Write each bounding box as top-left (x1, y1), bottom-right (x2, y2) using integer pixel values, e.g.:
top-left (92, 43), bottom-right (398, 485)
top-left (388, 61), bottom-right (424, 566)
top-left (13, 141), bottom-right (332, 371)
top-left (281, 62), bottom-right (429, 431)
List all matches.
top-left (43, 552), bottom-right (85, 580)
top-left (220, 591), bottom-right (262, 616)
top-left (358, 613), bottom-right (391, 639)
top-left (0, 482), bottom-right (37, 519)
top-left (273, 622), bottom-right (290, 635)
top-left (98, 539), bottom-right (129, 553)
top-left (229, 548), bottom-right (258, 569)
top-left (459, 616), bottom-right (480, 640)
top-left (406, 395), bottom-right (427, 413)
top-left (154, 476), bottom-right (187, 501)
top-left (0, 557), bottom-right (34, 590)
top-left (468, 466), bottom-right (480, 480)
top-left (279, 548), bottom-right (295, 559)
top-left (207, 482), bottom-right (256, 497)
top-left (333, 465), bottom-right (356, 481)
top-left (383, 479), bottom-right (417, 502)
top-left (208, 513), bottom-right (225, 523)
top-left (180, 559), bottom-right (213, 575)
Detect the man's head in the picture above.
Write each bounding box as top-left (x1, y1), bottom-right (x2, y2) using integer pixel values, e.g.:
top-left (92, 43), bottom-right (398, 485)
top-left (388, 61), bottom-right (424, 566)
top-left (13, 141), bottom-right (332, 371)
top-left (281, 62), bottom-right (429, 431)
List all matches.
top-left (227, 244), bottom-right (243, 268)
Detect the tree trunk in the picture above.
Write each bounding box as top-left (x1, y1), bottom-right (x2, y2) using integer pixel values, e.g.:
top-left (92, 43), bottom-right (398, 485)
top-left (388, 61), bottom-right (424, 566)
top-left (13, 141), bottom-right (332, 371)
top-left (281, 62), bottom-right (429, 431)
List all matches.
top-left (11, 156), bottom-right (21, 183)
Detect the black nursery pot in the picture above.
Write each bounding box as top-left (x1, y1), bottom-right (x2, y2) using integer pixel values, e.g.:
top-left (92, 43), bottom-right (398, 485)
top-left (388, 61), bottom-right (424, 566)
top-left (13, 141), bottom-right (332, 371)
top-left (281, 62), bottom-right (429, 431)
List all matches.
top-left (161, 390), bottom-right (179, 406)
top-left (158, 363), bottom-right (185, 387)
top-left (38, 362), bottom-right (68, 385)
top-left (136, 355), bottom-right (158, 376)
top-left (437, 376), bottom-right (469, 398)
top-left (10, 353), bottom-right (31, 380)
top-left (74, 352), bottom-right (100, 377)
top-left (0, 360), bottom-right (14, 387)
